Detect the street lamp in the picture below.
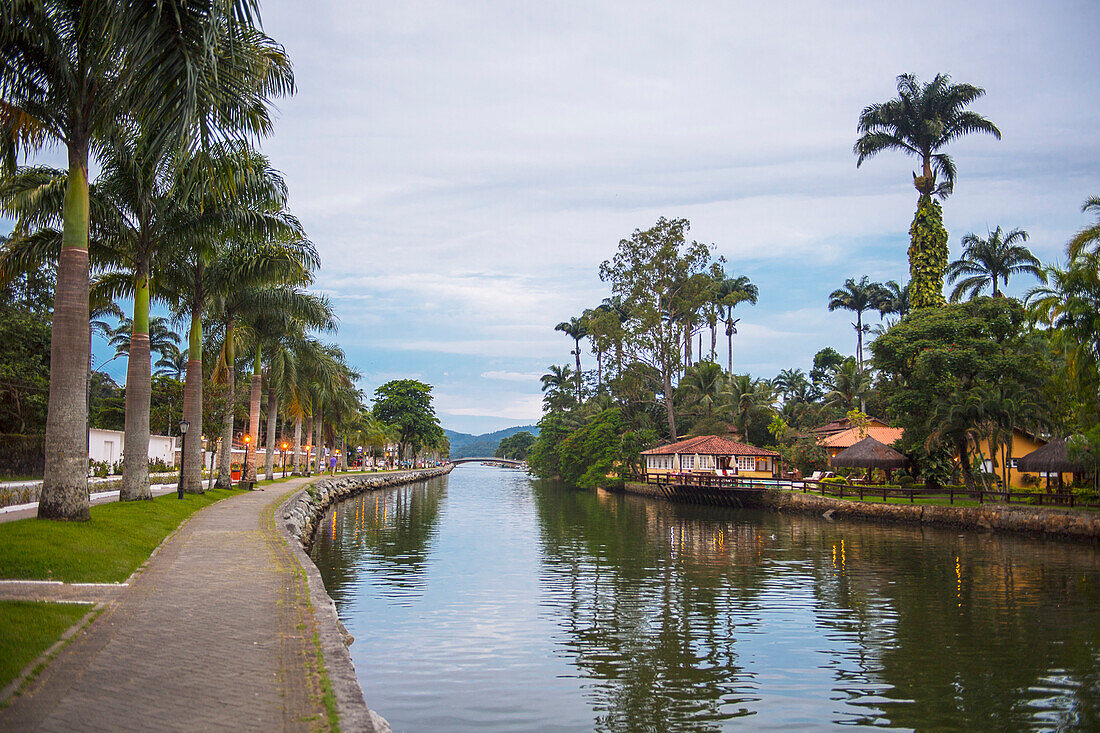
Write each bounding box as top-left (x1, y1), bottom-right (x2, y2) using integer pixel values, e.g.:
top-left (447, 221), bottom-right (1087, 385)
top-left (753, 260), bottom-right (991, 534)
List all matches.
top-left (281, 442), bottom-right (289, 478)
top-left (177, 419), bottom-right (190, 499)
top-left (241, 434), bottom-right (252, 490)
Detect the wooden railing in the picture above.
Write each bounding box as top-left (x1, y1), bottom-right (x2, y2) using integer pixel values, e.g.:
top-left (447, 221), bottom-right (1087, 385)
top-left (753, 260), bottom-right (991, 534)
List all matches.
top-left (640, 472), bottom-right (1099, 509)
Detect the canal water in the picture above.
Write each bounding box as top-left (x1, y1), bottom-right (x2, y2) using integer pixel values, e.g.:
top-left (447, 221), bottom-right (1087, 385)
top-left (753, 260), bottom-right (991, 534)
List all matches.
top-left (309, 466), bottom-right (1100, 731)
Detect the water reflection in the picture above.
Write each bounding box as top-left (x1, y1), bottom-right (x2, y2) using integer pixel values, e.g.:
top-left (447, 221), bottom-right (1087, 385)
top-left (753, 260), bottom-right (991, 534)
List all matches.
top-left (311, 468), bottom-right (1100, 731)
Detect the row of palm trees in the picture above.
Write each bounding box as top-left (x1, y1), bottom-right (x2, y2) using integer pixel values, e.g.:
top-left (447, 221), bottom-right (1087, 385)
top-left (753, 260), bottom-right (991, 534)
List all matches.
top-left (0, 0), bottom-right (376, 519)
top-left (554, 271), bottom-right (759, 403)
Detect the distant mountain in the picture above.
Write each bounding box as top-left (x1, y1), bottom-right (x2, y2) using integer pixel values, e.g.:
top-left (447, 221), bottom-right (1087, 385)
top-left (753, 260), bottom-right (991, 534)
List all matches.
top-left (444, 425), bottom-right (539, 458)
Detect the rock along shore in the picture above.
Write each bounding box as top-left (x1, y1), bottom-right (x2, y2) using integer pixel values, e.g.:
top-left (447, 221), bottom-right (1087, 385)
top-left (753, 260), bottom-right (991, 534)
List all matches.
top-left (277, 466), bottom-right (453, 733)
top-left (622, 481), bottom-right (1100, 542)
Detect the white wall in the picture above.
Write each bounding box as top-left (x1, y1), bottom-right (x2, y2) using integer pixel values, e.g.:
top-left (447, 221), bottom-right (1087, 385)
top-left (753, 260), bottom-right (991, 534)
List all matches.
top-left (89, 428), bottom-right (179, 465)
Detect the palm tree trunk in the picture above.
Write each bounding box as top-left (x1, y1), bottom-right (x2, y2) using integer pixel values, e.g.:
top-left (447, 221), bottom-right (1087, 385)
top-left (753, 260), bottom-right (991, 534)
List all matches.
top-left (215, 320), bottom-right (236, 489)
top-left (313, 408), bottom-right (324, 475)
top-left (685, 323), bottom-right (692, 368)
top-left (726, 320), bottom-right (734, 374)
top-left (292, 414), bottom-right (303, 474)
top-left (120, 266), bottom-right (152, 501)
top-left (663, 363), bottom-right (677, 441)
top-left (40, 146), bottom-right (91, 521)
top-left (573, 339), bottom-right (582, 400)
top-left (856, 311), bottom-right (864, 371)
top-left (264, 386), bottom-right (277, 480)
top-left (244, 346), bottom-right (262, 485)
top-left (181, 307), bottom-right (204, 493)
top-left (339, 436), bottom-right (347, 471)
top-left (710, 325), bottom-right (717, 360)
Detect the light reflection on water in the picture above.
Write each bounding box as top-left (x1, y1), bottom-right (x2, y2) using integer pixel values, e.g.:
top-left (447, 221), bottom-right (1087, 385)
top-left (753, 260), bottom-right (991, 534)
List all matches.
top-left (309, 466), bottom-right (1100, 732)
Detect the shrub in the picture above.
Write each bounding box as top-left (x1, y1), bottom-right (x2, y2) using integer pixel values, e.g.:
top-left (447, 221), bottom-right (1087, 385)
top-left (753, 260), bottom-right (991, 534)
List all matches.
top-left (896, 475), bottom-right (915, 487)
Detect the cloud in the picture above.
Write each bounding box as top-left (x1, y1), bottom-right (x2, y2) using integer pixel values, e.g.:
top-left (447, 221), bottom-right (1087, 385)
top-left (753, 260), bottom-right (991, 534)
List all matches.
top-left (481, 370), bottom-right (542, 382)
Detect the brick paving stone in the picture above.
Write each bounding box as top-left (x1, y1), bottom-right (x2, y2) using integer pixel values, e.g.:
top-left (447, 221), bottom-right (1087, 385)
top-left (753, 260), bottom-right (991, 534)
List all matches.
top-left (0, 479), bottom-right (332, 732)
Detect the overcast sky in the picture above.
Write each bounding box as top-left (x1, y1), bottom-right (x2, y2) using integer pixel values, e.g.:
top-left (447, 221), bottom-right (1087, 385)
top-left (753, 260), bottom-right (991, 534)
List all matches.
top-left (21, 0), bottom-right (1100, 435)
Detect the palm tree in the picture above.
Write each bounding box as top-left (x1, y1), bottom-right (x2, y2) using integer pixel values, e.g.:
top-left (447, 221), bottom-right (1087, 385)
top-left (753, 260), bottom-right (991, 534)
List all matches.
top-left (722, 374), bottom-right (776, 440)
top-left (680, 360), bottom-right (724, 420)
top-left (718, 276), bottom-right (758, 373)
top-left (239, 288), bottom-right (335, 485)
top-left (540, 364), bottom-right (576, 413)
top-left (773, 368), bottom-right (811, 404)
top-left (824, 357), bottom-right (874, 413)
top-left (946, 227), bottom-right (1043, 301)
top-left (154, 347), bottom-right (188, 380)
top-left (0, 0), bottom-right (286, 520)
top-left (828, 276), bottom-right (887, 370)
top-left (877, 280), bottom-right (910, 321)
top-left (159, 145), bottom-right (306, 493)
top-left (1067, 196), bottom-right (1100, 260)
top-left (555, 316), bottom-right (588, 401)
top-left (855, 73), bottom-right (1001, 310)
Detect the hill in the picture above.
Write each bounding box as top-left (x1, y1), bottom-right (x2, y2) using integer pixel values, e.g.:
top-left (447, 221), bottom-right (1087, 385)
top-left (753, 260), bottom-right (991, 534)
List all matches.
top-left (444, 425), bottom-right (540, 458)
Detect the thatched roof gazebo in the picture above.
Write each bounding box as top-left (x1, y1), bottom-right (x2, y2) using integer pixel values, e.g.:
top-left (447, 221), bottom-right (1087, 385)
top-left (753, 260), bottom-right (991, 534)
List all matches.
top-left (830, 436), bottom-right (909, 474)
top-left (1015, 438), bottom-right (1085, 477)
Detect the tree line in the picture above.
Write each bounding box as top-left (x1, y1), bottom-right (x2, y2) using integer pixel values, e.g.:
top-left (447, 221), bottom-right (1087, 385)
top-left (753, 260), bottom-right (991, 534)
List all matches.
top-left (530, 73), bottom-right (1100, 492)
top-left (0, 1), bottom-right (447, 518)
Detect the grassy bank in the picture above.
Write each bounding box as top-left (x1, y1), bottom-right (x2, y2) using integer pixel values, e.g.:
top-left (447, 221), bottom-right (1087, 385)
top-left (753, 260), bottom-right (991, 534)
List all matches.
top-left (0, 488), bottom-right (242, 583)
top-left (0, 601), bottom-right (90, 693)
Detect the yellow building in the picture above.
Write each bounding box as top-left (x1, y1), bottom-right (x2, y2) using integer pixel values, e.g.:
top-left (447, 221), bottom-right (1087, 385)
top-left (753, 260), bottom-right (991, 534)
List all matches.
top-left (641, 435), bottom-right (780, 480)
top-left (974, 428), bottom-right (1047, 489)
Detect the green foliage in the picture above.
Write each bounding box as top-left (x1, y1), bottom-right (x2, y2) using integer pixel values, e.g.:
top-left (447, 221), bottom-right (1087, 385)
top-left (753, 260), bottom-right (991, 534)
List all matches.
top-left (872, 298), bottom-right (1044, 487)
top-left (774, 434), bottom-right (828, 476)
top-left (0, 305), bottom-right (50, 435)
top-left (557, 409), bottom-right (625, 489)
top-left (372, 379), bottom-right (444, 457)
top-left (908, 195), bottom-right (949, 309)
top-left (495, 431), bottom-right (536, 460)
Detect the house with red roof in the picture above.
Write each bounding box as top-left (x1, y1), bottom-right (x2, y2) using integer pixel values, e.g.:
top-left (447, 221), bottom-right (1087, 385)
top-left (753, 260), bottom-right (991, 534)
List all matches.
top-left (640, 435), bottom-right (781, 479)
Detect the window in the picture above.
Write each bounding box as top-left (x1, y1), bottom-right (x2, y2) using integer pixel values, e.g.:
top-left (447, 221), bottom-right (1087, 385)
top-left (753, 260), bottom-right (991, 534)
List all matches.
top-left (737, 456), bottom-right (755, 471)
top-left (1010, 458), bottom-right (1018, 469)
top-left (681, 454), bottom-right (695, 470)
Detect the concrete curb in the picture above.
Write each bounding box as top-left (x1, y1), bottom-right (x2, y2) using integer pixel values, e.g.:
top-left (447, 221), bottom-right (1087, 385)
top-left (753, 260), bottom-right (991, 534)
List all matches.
top-left (276, 467), bottom-right (453, 732)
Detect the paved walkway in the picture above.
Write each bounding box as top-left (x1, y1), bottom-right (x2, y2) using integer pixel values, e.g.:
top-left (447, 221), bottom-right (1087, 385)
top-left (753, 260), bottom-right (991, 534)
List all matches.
top-left (0, 478), bottom-right (334, 732)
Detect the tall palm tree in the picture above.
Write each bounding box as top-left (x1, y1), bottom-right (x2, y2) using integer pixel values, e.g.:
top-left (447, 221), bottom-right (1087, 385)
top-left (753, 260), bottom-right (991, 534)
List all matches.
top-left (828, 276), bottom-right (887, 371)
top-left (718, 276), bottom-right (758, 373)
top-left (239, 288), bottom-right (334, 486)
top-left (721, 374), bottom-right (776, 440)
top-left (0, 0), bottom-right (285, 520)
top-left (680, 360), bottom-right (724, 420)
top-left (946, 227), bottom-right (1043, 301)
top-left (555, 316), bottom-right (588, 402)
top-left (877, 280), bottom-right (910, 321)
top-left (855, 73), bottom-right (1001, 310)
top-left (540, 364), bottom-right (576, 413)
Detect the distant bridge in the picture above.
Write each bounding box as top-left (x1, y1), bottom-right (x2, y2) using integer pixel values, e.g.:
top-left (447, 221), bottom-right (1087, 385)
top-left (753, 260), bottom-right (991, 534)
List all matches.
top-left (449, 457), bottom-right (526, 468)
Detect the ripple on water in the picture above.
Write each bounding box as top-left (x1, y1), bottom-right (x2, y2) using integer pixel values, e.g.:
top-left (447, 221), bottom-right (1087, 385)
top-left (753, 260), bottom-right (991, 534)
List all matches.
top-left (309, 469), bottom-right (1100, 732)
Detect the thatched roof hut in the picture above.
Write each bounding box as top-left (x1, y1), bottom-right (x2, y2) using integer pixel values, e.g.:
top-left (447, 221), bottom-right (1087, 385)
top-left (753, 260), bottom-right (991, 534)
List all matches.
top-left (830, 436), bottom-right (909, 470)
top-left (1015, 438), bottom-right (1085, 474)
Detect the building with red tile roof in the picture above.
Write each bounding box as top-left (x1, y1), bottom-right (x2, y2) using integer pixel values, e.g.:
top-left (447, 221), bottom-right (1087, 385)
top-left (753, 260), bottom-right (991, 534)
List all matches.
top-left (641, 435), bottom-right (780, 478)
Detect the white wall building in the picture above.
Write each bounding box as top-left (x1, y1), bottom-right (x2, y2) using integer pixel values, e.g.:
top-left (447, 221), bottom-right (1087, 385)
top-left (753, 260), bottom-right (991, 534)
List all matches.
top-left (88, 428), bottom-right (179, 465)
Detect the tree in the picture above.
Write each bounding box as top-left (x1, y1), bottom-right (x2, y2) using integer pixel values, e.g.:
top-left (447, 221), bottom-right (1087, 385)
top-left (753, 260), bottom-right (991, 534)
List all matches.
top-left (872, 298), bottom-right (1044, 490)
top-left (495, 431), bottom-right (536, 460)
top-left (823, 357), bottom-right (874, 413)
top-left (718, 275), bottom-right (758, 373)
top-left (773, 368), bottom-right (811, 404)
top-left (0, 0), bottom-right (288, 519)
top-left (855, 73), bottom-right (1001, 310)
top-left (540, 364), bottom-right (576, 413)
top-left (599, 217), bottom-right (716, 440)
top-left (946, 227), bottom-right (1042, 301)
top-left (555, 316), bottom-right (588, 402)
top-left (373, 380), bottom-right (443, 463)
top-left (828, 276), bottom-right (886, 370)
top-left (1068, 196), bottom-right (1100, 260)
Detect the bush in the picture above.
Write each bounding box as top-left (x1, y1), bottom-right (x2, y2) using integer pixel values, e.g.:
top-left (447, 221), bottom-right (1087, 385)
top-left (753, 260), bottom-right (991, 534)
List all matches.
top-left (822, 476), bottom-right (848, 486)
top-left (0, 434), bottom-right (44, 478)
top-left (896, 475), bottom-right (915, 487)
top-left (149, 458), bottom-right (173, 473)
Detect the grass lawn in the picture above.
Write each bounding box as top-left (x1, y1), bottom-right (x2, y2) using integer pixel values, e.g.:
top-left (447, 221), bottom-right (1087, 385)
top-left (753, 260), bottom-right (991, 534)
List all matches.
top-left (0, 488), bottom-right (242, 583)
top-left (0, 601), bottom-right (90, 692)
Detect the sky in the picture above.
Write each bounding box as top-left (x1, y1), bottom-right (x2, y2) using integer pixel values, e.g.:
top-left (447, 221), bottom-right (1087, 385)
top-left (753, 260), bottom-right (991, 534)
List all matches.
top-left (14, 0), bottom-right (1100, 435)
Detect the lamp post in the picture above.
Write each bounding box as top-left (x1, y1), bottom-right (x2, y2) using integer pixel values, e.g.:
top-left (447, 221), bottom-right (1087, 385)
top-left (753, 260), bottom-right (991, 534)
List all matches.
top-left (304, 445), bottom-right (311, 476)
top-left (281, 442), bottom-right (289, 478)
top-left (241, 434), bottom-right (252, 490)
top-left (177, 419), bottom-right (190, 499)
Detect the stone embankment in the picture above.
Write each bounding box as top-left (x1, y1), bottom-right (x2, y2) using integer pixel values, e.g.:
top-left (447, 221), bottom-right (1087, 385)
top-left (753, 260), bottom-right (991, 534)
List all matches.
top-left (622, 482), bottom-right (1100, 541)
top-left (282, 466), bottom-right (453, 550)
top-left (760, 489), bottom-right (1100, 541)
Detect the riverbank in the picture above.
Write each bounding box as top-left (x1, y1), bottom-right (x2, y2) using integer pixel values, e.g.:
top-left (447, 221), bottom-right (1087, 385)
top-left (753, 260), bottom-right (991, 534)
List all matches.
top-left (622, 481), bottom-right (1100, 541)
top-left (0, 467), bottom-right (449, 731)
